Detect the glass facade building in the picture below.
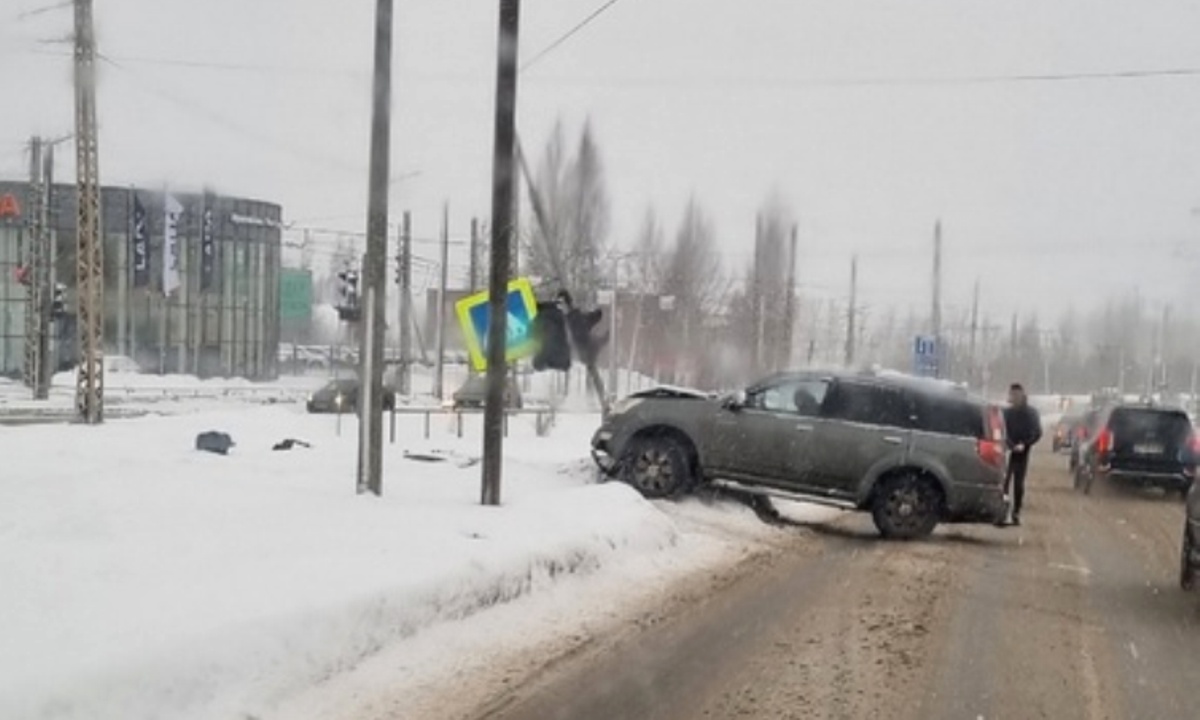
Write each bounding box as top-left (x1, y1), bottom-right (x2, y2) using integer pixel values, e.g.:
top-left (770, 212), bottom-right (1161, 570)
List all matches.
top-left (0, 181), bottom-right (282, 380)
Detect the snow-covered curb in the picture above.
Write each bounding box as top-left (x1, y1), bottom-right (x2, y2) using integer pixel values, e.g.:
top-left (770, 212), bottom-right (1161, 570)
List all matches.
top-left (6, 486), bottom-right (677, 720)
top-left (0, 407), bottom-right (714, 720)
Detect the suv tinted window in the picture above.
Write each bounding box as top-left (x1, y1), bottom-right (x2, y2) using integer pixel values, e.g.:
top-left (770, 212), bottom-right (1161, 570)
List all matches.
top-left (747, 378), bottom-right (828, 417)
top-left (913, 394), bottom-right (985, 438)
top-left (1109, 408), bottom-right (1190, 442)
top-left (823, 381), bottom-right (913, 428)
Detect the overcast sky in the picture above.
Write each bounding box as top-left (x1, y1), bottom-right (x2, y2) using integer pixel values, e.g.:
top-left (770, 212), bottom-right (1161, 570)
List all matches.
top-left (3, 0), bottom-right (1200, 325)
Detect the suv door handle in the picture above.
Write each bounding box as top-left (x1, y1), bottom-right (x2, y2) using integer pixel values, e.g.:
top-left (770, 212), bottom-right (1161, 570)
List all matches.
top-left (882, 435), bottom-right (904, 445)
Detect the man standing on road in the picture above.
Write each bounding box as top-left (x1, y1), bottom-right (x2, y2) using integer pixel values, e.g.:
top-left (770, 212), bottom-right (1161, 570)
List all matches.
top-left (1003, 383), bottom-right (1042, 526)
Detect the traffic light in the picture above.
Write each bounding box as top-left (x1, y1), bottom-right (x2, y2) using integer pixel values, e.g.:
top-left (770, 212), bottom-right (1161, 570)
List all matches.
top-left (50, 283), bottom-right (65, 320)
top-left (336, 269), bottom-right (361, 322)
top-left (531, 302), bottom-right (571, 371)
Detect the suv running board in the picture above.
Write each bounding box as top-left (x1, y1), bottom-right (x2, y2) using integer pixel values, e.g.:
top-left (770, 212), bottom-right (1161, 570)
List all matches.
top-left (708, 479), bottom-right (858, 511)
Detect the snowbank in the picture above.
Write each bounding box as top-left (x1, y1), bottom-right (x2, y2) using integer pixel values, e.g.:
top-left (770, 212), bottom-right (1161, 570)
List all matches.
top-left (0, 407), bottom-right (685, 720)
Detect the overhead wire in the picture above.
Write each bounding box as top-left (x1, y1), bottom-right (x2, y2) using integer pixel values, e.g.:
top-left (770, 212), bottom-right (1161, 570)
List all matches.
top-left (520, 0), bottom-right (626, 72)
top-left (11, 0), bottom-right (71, 22)
top-left (96, 53), bottom-right (371, 177)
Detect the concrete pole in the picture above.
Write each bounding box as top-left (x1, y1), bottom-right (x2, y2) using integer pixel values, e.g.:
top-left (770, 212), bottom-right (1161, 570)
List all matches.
top-left (608, 256), bottom-right (618, 396)
top-left (399, 211), bottom-right (412, 395)
top-left (434, 201), bottom-right (450, 399)
top-left (482, 0), bottom-right (520, 507)
top-left (356, 0), bottom-right (394, 497)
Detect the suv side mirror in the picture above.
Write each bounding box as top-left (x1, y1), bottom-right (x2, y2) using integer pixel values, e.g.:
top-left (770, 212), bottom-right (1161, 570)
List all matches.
top-left (723, 391), bottom-right (746, 412)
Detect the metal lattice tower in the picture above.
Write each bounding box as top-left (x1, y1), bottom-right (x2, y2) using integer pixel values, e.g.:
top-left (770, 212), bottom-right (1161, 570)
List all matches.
top-left (23, 138), bottom-right (46, 393)
top-left (73, 0), bottom-right (104, 423)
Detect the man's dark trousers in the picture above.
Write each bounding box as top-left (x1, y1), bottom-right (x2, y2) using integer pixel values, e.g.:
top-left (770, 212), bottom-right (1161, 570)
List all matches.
top-left (1007, 451), bottom-right (1030, 518)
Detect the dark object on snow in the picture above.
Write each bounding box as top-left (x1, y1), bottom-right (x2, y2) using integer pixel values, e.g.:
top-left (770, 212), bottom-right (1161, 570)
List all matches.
top-left (403, 451), bottom-right (447, 463)
top-left (195, 431), bottom-right (235, 455)
top-left (272, 438), bottom-right (313, 451)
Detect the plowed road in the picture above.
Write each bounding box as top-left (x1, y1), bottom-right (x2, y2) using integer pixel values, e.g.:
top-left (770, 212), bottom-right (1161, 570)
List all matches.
top-left (468, 451), bottom-right (1200, 720)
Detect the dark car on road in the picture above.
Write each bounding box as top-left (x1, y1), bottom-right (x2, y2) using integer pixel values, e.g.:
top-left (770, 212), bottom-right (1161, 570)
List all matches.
top-left (452, 374), bottom-right (523, 410)
top-left (1072, 403), bottom-right (1196, 497)
top-left (306, 378), bottom-right (396, 413)
top-left (592, 370), bottom-right (1009, 539)
top-left (1052, 413), bottom-right (1084, 453)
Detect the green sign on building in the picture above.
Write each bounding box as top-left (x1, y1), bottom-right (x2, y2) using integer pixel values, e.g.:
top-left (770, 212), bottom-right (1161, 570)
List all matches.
top-left (279, 269), bottom-right (313, 323)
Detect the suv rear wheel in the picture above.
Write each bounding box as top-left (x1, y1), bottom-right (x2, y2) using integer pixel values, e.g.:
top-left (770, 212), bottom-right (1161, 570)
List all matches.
top-left (871, 472), bottom-right (942, 539)
top-left (621, 435), bottom-right (693, 499)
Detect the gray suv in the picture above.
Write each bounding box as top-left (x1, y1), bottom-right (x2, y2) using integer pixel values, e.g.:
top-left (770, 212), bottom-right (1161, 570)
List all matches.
top-left (591, 370), bottom-right (1009, 539)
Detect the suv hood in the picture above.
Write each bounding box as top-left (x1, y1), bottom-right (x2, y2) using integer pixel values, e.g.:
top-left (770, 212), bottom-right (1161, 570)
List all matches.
top-left (629, 385), bottom-right (713, 401)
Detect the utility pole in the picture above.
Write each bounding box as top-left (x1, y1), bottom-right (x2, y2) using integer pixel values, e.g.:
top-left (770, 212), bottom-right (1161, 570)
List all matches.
top-left (177, 211), bottom-right (188, 374)
top-left (74, 0), bottom-right (104, 424)
top-left (482, 0), bottom-right (520, 507)
top-left (1118, 345), bottom-right (1126, 395)
top-left (751, 214), bottom-right (764, 374)
top-left (36, 144), bottom-right (53, 399)
top-left (356, 0), bottom-right (394, 497)
top-left (607, 256), bottom-right (619, 396)
top-left (469, 217), bottom-right (480, 290)
top-left (433, 201), bottom-right (450, 399)
top-left (1160, 304), bottom-right (1171, 391)
top-left (24, 137), bottom-right (50, 400)
top-left (398, 211), bottom-right (412, 395)
top-left (783, 223), bottom-right (798, 369)
top-left (845, 254), bottom-right (858, 368)
top-left (968, 278), bottom-right (979, 386)
top-left (931, 219), bottom-right (943, 379)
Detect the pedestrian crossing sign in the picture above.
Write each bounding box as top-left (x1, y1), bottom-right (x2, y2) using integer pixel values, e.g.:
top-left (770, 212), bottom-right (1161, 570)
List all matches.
top-left (455, 277), bottom-right (539, 372)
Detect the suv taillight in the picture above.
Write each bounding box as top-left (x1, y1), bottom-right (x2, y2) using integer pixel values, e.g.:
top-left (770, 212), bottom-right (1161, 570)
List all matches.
top-left (1096, 428), bottom-right (1114, 455)
top-left (978, 438), bottom-right (1005, 469)
top-left (987, 406), bottom-right (1005, 442)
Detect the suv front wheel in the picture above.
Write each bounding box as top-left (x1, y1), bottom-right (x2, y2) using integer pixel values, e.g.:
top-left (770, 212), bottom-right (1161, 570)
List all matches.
top-left (871, 472), bottom-right (942, 539)
top-left (621, 434), bottom-right (693, 499)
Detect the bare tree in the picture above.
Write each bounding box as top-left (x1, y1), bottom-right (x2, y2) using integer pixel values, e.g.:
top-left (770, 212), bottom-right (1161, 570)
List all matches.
top-left (524, 118), bottom-right (611, 300)
top-left (660, 196), bottom-right (725, 381)
top-left (629, 206), bottom-right (665, 294)
top-left (754, 195), bottom-right (795, 372)
top-left (525, 120), bottom-right (570, 289)
top-left (564, 120), bottom-right (610, 302)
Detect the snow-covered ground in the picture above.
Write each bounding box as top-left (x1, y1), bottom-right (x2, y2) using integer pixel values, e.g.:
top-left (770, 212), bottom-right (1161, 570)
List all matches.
top-left (0, 394), bottom-right (835, 720)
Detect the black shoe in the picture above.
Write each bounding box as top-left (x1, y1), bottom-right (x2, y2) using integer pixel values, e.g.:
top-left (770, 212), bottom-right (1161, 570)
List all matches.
top-left (1012, 514), bottom-right (1021, 526)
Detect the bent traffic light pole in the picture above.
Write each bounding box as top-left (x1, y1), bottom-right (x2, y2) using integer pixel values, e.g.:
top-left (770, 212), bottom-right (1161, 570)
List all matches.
top-left (514, 137), bottom-right (611, 417)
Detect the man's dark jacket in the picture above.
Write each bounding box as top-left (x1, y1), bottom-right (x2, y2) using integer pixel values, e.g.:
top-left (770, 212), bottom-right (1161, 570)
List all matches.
top-left (1004, 403), bottom-right (1042, 455)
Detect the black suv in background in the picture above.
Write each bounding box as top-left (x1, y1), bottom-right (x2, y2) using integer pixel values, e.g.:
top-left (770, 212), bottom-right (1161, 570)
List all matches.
top-left (592, 370), bottom-right (1009, 539)
top-left (1073, 403), bottom-right (1196, 498)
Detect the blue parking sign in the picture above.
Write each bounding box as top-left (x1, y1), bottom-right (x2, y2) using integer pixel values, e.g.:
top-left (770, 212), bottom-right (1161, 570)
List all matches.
top-left (455, 278), bottom-right (539, 371)
top-left (913, 335), bottom-right (940, 378)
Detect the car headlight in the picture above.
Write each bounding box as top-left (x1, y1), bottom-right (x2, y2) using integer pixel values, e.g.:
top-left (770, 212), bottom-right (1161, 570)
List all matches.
top-left (334, 394), bottom-right (343, 406)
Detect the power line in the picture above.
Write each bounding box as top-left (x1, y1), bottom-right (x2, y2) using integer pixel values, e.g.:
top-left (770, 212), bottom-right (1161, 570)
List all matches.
top-left (11, 0), bottom-right (71, 22)
top-left (521, 66), bottom-right (1200, 89)
top-left (521, 0), bottom-right (626, 72)
top-left (92, 52), bottom-right (366, 78)
top-left (98, 53), bottom-right (370, 176)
